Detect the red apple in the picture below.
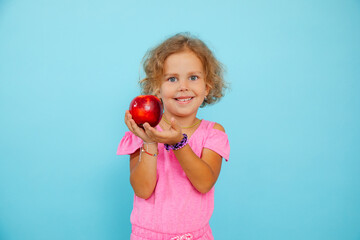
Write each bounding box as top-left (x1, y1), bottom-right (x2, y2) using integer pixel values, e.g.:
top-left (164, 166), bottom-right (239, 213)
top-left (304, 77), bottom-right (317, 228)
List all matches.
top-left (129, 95), bottom-right (163, 128)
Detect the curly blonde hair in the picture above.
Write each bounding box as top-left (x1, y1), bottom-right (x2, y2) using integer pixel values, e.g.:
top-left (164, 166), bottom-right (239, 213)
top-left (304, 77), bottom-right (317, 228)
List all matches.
top-left (139, 33), bottom-right (227, 107)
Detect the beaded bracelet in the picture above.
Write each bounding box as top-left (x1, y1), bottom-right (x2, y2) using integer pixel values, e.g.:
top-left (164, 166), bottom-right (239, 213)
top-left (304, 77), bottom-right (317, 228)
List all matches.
top-left (164, 134), bottom-right (188, 151)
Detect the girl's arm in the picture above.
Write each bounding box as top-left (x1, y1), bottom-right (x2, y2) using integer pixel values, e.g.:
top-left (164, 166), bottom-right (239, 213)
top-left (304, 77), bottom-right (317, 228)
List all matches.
top-left (172, 123), bottom-right (224, 194)
top-left (129, 143), bottom-right (158, 199)
top-left (125, 111), bottom-right (158, 199)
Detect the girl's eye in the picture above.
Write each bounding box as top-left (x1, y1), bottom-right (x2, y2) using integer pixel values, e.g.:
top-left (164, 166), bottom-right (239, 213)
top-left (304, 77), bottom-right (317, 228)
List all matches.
top-left (168, 77), bottom-right (177, 82)
top-left (189, 75), bottom-right (198, 81)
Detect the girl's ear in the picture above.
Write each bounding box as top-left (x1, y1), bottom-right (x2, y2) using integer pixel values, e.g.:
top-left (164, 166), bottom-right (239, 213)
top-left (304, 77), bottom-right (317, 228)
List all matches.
top-left (205, 82), bottom-right (211, 96)
top-left (153, 87), bottom-right (160, 98)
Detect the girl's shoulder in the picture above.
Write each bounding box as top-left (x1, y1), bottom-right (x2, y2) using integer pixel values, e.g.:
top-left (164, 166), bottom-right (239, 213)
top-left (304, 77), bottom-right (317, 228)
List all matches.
top-left (198, 120), bottom-right (230, 161)
top-left (200, 119), bottom-right (225, 132)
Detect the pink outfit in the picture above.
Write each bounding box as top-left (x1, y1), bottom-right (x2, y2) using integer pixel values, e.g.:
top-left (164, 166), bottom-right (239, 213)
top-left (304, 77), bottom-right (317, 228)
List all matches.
top-left (117, 120), bottom-right (230, 240)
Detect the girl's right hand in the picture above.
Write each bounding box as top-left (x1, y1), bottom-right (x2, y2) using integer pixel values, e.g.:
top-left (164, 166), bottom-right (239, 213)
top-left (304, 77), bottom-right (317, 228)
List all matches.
top-left (124, 110), bottom-right (154, 143)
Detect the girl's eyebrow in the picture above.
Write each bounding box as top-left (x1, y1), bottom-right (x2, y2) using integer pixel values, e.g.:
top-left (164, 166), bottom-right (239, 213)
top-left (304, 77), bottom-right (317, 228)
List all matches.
top-left (163, 72), bottom-right (203, 77)
top-left (163, 73), bottom-right (178, 77)
top-left (188, 71), bottom-right (203, 75)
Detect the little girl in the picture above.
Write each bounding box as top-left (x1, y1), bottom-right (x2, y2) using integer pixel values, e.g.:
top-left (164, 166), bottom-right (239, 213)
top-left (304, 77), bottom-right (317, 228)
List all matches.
top-left (117, 33), bottom-right (230, 240)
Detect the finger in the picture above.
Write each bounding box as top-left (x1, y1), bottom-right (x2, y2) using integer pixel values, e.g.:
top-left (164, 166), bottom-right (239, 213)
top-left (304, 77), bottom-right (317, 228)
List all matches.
top-left (130, 121), bottom-right (140, 135)
top-left (143, 123), bottom-right (158, 140)
top-left (125, 121), bottom-right (134, 133)
top-left (144, 125), bottom-right (175, 143)
top-left (124, 111), bottom-right (135, 132)
top-left (130, 119), bottom-right (142, 134)
top-left (124, 110), bottom-right (129, 123)
top-left (126, 113), bottom-right (143, 135)
top-left (134, 123), bottom-right (152, 141)
top-left (128, 119), bottom-right (143, 136)
top-left (170, 117), bottom-right (182, 133)
top-left (125, 110), bottom-right (132, 120)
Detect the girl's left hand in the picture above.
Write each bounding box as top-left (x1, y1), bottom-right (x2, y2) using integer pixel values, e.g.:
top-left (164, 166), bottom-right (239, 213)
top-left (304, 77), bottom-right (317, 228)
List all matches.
top-left (124, 110), bottom-right (154, 143)
top-left (143, 118), bottom-right (183, 145)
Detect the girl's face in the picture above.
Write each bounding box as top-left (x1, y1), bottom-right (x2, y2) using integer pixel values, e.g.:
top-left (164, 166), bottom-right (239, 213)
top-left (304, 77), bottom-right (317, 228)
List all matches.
top-left (156, 50), bottom-right (209, 119)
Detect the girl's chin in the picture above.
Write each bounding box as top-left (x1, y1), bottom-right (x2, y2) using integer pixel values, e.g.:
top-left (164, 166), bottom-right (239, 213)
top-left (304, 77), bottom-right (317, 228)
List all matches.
top-left (164, 109), bottom-right (199, 119)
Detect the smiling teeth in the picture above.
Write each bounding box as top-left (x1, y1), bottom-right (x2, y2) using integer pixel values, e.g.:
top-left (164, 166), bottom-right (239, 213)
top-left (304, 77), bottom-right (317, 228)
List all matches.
top-left (177, 98), bottom-right (192, 102)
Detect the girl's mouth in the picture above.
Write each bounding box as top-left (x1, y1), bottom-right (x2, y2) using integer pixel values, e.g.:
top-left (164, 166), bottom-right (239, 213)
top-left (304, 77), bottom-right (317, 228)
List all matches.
top-left (175, 97), bottom-right (194, 103)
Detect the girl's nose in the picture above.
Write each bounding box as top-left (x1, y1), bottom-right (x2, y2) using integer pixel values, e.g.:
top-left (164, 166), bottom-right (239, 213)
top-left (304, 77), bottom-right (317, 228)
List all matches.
top-left (178, 79), bottom-right (189, 91)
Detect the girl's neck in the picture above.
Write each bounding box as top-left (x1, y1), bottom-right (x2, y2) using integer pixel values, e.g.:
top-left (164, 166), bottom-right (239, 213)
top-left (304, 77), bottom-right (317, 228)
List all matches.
top-left (161, 113), bottom-right (200, 129)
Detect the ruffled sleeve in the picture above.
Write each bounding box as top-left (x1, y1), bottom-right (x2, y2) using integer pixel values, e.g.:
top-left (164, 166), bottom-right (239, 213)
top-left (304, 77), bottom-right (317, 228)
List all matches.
top-left (116, 131), bottom-right (143, 155)
top-left (204, 128), bottom-right (230, 161)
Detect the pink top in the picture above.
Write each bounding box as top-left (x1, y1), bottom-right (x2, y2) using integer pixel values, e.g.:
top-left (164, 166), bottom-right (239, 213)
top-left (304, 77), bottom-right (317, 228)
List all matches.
top-left (117, 120), bottom-right (230, 234)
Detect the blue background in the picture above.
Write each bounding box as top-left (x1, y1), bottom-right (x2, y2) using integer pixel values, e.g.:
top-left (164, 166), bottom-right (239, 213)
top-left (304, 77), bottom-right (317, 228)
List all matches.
top-left (1, 0), bottom-right (359, 239)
